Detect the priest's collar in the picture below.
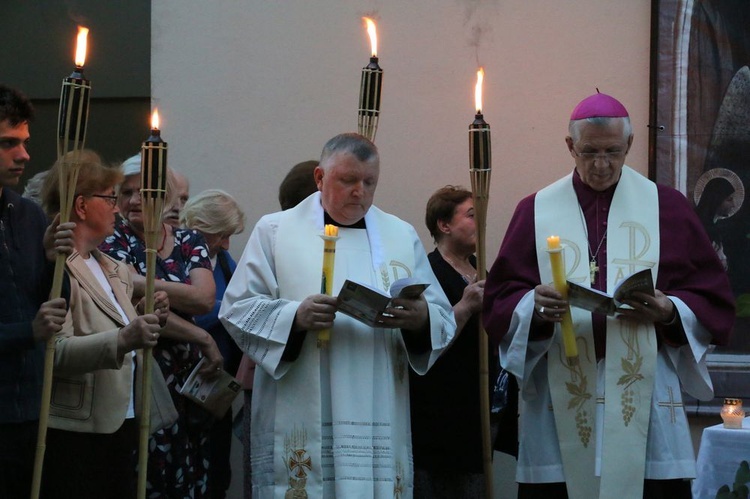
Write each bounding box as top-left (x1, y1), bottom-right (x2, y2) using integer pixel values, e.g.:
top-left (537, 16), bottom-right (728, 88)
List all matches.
top-left (572, 168), bottom-right (618, 199)
top-left (324, 212), bottom-right (366, 229)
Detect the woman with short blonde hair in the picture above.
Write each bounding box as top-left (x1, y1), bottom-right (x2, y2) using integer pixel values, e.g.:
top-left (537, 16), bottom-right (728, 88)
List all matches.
top-left (182, 188), bottom-right (246, 498)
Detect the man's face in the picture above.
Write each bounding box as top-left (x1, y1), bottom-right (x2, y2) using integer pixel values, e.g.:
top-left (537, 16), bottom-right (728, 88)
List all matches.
top-left (0, 120), bottom-right (31, 189)
top-left (314, 151), bottom-right (379, 225)
top-left (164, 173), bottom-right (189, 227)
top-left (566, 120), bottom-right (633, 192)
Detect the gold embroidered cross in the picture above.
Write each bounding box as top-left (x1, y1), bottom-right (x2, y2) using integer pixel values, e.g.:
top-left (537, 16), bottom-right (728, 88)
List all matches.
top-left (657, 386), bottom-right (683, 424)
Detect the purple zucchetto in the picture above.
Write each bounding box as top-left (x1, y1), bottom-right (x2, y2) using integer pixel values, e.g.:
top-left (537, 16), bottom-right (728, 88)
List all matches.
top-left (570, 92), bottom-right (629, 120)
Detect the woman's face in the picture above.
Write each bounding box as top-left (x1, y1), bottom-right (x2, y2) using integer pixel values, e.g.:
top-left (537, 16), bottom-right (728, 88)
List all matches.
top-left (718, 195), bottom-right (735, 218)
top-left (84, 187), bottom-right (120, 243)
top-left (442, 198), bottom-right (476, 252)
top-left (201, 231), bottom-right (231, 259)
top-left (117, 175), bottom-right (143, 231)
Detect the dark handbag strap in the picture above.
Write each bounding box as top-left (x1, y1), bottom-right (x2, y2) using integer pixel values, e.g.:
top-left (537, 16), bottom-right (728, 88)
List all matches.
top-left (217, 250), bottom-right (234, 282)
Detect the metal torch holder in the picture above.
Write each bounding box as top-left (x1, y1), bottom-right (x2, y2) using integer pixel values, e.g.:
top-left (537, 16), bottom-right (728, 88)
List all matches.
top-left (358, 57), bottom-right (383, 142)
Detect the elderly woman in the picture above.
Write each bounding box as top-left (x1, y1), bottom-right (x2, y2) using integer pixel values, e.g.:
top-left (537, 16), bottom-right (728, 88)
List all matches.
top-left (39, 150), bottom-right (175, 499)
top-left (100, 155), bottom-right (222, 498)
top-left (409, 185), bottom-right (493, 499)
top-left (181, 188), bottom-right (245, 499)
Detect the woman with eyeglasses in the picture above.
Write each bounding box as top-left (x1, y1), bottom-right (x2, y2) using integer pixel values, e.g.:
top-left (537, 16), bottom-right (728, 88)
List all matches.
top-left (99, 154), bottom-right (222, 498)
top-left (38, 149), bottom-right (177, 499)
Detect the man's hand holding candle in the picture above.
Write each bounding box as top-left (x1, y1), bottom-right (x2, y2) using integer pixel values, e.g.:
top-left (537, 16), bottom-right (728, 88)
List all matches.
top-left (533, 284), bottom-right (567, 324)
top-left (293, 295), bottom-right (338, 333)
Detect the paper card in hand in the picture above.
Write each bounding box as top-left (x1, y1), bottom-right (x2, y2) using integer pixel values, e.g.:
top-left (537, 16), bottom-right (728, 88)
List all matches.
top-left (336, 276), bottom-right (429, 327)
top-left (178, 358), bottom-right (242, 418)
top-left (567, 268), bottom-right (655, 316)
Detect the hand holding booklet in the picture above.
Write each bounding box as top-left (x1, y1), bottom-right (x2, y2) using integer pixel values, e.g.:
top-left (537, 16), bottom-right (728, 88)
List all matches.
top-left (336, 276), bottom-right (430, 327)
top-left (178, 358), bottom-right (242, 418)
top-left (567, 268), bottom-right (655, 316)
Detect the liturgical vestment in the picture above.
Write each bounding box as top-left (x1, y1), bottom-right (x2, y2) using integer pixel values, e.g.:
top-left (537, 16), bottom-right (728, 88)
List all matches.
top-left (482, 167), bottom-right (734, 491)
top-left (220, 193), bottom-right (455, 499)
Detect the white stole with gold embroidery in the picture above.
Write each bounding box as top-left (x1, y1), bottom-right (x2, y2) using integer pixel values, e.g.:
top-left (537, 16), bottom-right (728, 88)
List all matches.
top-left (536, 167), bottom-right (659, 499)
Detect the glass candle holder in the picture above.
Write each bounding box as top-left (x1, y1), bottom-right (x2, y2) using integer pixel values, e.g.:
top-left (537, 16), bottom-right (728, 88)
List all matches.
top-left (721, 398), bottom-right (745, 429)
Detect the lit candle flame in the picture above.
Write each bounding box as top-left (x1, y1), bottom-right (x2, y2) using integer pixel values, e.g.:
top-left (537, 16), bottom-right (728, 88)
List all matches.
top-left (75, 26), bottom-right (89, 68)
top-left (475, 67), bottom-right (484, 114)
top-left (151, 109), bottom-right (160, 131)
top-left (364, 17), bottom-right (377, 58)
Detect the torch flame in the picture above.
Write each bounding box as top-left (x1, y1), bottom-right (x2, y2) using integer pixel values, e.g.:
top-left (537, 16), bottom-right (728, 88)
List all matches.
top-left (475, 67), bottom-right (484, 114)
top-left (364, 17), bottom-right (377, 57)
top-left (75, 26), bottom-right (89, 68)
top-left (151, 109), bottom-right (160, 131)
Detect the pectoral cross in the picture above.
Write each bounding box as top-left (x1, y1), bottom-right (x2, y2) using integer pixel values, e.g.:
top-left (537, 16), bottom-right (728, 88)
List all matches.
top-left (589, 258), bottom-right (598, 286)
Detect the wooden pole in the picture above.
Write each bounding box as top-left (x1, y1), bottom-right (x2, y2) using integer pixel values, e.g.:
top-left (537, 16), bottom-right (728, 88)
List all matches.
top-left (31, 62), bottom-right (89, 499)
top-left (137, 237), bottom-right (158, 497)
top-left (136, 120), bottom-right (167, 499)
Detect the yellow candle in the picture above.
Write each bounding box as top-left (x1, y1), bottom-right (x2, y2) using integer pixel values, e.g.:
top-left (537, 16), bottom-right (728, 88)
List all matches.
top-left (318, 225), bottom-right (339, 346)
top-left (546, 235), bottom-right (578, 360)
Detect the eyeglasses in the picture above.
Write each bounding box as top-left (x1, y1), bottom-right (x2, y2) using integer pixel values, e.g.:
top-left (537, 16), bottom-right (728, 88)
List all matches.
top-left (572, 148), bottom-right (627, 162)
top-left (90, 194), bottom-right (118, 207)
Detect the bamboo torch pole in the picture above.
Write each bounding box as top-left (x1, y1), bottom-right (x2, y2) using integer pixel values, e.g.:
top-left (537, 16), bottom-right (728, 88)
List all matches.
top-left (357, 17), bottom-right (383, 142)
top-left (137, 109), bottom-right (168, 499)
top-left (469, 67), bottom-right (494, 499)
top-left (31, 26), bottom-right (91, 499)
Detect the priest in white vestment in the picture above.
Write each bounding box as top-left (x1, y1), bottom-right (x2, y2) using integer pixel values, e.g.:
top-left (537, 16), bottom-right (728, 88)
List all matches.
top-left (482, 93), bottom-right (734, 499)
top-left (220, 133), bottom-right (456, 499)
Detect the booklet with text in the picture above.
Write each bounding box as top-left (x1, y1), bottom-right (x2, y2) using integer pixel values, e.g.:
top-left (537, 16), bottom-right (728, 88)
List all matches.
top-left (336, 277), bottom-right (430, 327)
top-left (567, 268), bottom-right (655, 316)
top-left (178, 358), bottom-right (242, 418)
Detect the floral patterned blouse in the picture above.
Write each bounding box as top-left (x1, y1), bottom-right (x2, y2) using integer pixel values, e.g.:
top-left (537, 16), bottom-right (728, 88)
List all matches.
top-left (100, 219), bottom-right (211, 289)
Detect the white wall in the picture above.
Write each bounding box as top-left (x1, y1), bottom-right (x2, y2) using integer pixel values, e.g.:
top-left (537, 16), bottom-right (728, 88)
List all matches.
top-left (152, 0), bottom-right (651, 259)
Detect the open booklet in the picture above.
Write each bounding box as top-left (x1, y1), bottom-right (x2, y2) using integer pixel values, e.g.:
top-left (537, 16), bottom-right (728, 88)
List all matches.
top-left (178, 357), bottom-right (243, 418)
top-left (336, 276), bottom-right (430, 327)
top-left (567, 268), bottom-right (655, 316)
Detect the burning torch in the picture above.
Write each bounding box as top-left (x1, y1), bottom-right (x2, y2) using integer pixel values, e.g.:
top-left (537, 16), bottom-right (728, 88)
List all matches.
top-left (358, 17), bottom-right (383, 142)
top-left (31, 26), bottom-right (92, 499)
top-left (469, 67), bottom-right (494, 499)
top-left (137, 109), bottom-right (168, 499)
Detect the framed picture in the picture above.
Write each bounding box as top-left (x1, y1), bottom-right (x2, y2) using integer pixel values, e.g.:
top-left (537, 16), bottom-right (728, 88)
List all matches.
top-left (652, 0), bottom-right (750, 407)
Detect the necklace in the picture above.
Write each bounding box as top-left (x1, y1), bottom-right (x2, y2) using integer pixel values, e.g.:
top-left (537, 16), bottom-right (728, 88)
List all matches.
top-left (577, 206), bottom-right (607, 285)
top-left (440, 251), bottom-right (477, 284)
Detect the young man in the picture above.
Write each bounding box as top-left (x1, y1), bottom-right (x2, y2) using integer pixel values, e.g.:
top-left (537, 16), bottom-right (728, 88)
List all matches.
top-left (0, 84), bottom-right (71, 498)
